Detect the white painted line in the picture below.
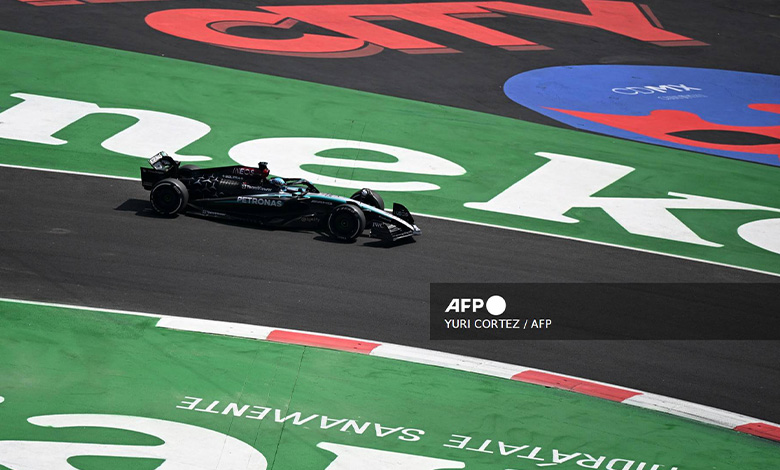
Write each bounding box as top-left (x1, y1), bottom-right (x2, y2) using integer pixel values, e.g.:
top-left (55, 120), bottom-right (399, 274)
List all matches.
top-left (371, 343), bottom-right (527, 379)
top-left (155, 317), bottom-right (274, 341)
top-left (415, 212), bottom-right (780, 279)
top-left (2, 296), bottom-right (778, 443)
top-left (0, 163), bottom-right (140, 182)
top-left (623, 393), bottom-right (756, 429)
top-left (0, 297), bottom-right (161, 318)
top-left (2, 163), bottom-right (777, 278)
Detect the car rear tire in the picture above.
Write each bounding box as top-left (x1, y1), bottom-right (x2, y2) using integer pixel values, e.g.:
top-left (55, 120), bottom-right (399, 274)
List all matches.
top-left (150, 178), bottom-right (189, 217)
top-left (328, 204), bottom-right (366, 242)
top-left (350, 188), bottom-right (384, 211)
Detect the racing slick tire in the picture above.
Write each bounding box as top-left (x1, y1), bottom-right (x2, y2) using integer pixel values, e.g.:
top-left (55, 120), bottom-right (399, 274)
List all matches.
top-left (328, 204), bottom-right (366, 242)
top-left (150, 178), bottom-right (189, 217)
top-left (350, 188), bottom-right (384, 210)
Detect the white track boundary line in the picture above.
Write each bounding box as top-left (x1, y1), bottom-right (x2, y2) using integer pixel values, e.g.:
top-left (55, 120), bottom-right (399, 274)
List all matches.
top-left (2, 162), bottom-right (777, 278)
top-left (2, 296), bottom-right (778, 443)
top-left (0, 163), bottom-right (139, 181)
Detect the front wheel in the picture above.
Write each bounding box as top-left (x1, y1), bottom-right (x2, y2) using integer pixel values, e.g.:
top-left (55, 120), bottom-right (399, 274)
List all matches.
top-left (328, 204), bottom-right (366, 242)
top-left (150, 178), bottom-right (189, 217)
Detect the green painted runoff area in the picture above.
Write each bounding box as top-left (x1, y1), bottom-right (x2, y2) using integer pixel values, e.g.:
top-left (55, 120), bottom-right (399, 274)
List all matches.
top-left (1, 30), bottom-right (779, 274)
top-left (0, 301), bottom-right (778, 469)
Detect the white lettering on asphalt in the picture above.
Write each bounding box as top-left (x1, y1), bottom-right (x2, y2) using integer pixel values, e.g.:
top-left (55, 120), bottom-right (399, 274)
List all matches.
top-left (737, 218), bottom-right (780, 255)
top-left (0, 414), bottom-right (268, 470)
top-left (0, 93), bottom-right (212, 162)
top-left (465, 152), bottom-right (780, 249)
top-left (0, 414), bottom-right (458, 470)
top-left (318, 442), bottom-right (465, 470)
top-left (229, 137), bottom-right (465, 191)
top-left (1, 92), bottom-right (777, 261)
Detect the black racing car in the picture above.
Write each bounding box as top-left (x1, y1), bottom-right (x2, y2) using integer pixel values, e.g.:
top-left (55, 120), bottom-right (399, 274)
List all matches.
top-left (140, 152), bottom-right (421, 242)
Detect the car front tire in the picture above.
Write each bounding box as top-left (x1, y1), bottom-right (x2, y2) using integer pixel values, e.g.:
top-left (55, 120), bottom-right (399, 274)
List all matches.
top-left (328, 204), bottom-right (366, 242)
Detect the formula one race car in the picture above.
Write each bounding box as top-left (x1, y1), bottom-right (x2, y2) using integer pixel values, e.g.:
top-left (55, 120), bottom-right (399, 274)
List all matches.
top-left (140, 152), bottom-right (420, 242)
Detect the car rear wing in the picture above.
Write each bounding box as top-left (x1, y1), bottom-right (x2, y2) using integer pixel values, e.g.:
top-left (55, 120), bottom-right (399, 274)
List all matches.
top-left (140, 152), bottom-right (179, 189)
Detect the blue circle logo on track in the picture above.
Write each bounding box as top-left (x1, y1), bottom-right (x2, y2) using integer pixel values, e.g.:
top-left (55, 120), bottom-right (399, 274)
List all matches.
top-left (504, 65), bottom-right (780, 166)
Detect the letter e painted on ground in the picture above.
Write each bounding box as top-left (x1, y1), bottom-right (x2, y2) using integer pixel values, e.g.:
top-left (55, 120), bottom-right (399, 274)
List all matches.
top-left (0, 414), bottom-right (267, 470)
top-left (465, 152), bottom-right (780, 249)
top-left (317, 442), bottom-right (465, 470)
top-left (229, 137), bottom-right (465, 191)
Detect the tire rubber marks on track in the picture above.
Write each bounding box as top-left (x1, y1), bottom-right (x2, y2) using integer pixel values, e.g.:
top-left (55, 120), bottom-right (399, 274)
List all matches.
top-left (511, 370), bottom-right (641, 402)
top-left (144, 1), bottom-right (705, 58)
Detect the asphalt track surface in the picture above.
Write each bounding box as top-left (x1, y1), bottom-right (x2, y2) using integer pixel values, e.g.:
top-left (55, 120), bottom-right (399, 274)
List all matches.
top-left (1, 0), bottom-right (777, 123)
top-left (2, 165), bottom-right (778, 424)
top-left (2, 0), bottom-right (779, 442)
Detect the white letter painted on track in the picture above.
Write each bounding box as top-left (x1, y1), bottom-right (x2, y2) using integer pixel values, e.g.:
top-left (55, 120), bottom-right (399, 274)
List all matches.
top-left (737, 218), bottom-right (780, 255)
top-left (465, 152), bottom-right (780, 248)
top-left (317, 442), bottom-right (465, 470)
top-left (0, 93), bottom-right (212, 162)
top-left (229, 137), bottom-right (465, 191)
top-left (0, 414), bottom-right (267, 470)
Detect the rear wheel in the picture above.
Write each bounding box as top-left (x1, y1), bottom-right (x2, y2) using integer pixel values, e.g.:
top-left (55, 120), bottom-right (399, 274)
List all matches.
top-left (150, 178), bottom-right (189, 217)
top-left (328, 204), bottom-right (366, 242)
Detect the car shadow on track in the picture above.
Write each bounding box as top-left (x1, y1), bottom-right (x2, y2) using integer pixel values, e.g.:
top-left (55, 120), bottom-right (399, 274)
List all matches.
top-left (115, 199), bottom-right (414, 248)
top-left (114, 198), bottom-right (160, 218)
top-left (312, 235), bottom-right (415, 248)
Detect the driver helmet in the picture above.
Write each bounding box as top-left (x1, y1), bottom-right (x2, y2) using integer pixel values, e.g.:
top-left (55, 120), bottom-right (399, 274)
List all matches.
top-left (269, 177), bottom-right (285, 189)
top-left (258, 162), bottom-right (270, 178)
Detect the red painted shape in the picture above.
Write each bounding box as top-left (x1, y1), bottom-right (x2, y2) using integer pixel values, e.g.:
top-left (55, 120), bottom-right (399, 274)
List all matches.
top-left (512, 370), bottom-right (641, 402)
top-left (145, 9), bottom-right (375, 58)
top-left (23, 0), bottom-right (83, 5)
top-left (483, 0), bottom-right (694, 43)
top-left (502, 44), bottom-right (552, 51)
top-left (144, 1), bottom-right (702, 57)
top-left (266, 3), bottom-right (538, 50)
top-left (638, 3), bottom-right (663, 29)
top-left (547, 106), bottom-right (780, 157)
top-left (267, 330), bottom-right (381, 354)
top-left (86, 0), bottom-right (170, 3)
top-left (734, 422), bottom-right (780, 442)
top-left (653, 40), bottom-right (708, 47)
